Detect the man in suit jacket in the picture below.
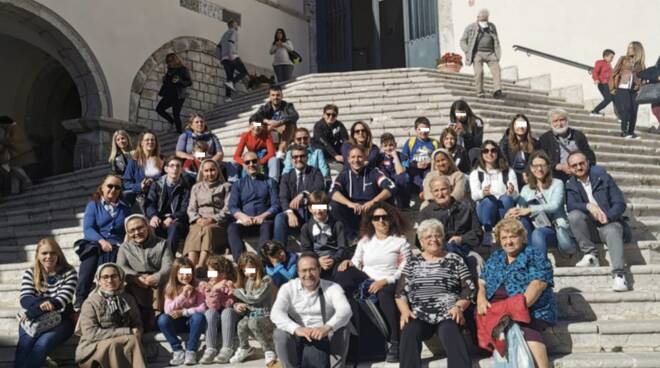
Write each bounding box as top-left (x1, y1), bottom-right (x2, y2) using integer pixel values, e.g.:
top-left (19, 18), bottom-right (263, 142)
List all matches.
top-left (274, 144), bottom-right (325, 245)
top-left (566, 151), bottom-right (630, 292)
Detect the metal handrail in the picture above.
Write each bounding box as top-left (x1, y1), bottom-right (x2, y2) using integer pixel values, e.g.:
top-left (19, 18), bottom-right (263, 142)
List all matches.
top-left (512, 45), bottom-right (593, 74)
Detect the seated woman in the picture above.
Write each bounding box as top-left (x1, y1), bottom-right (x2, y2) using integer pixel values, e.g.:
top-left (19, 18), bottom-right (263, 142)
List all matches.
top-left (175, 113), bottom-right (228, 182)
top-left (340, 121), bottom-right (380, 168)
top-left (183, 159), bottom-right (231, 271)
top-left (499, 114), bottom-right (539, 188)
top-left (477, 218), bottom-right (555, 368)
top-left (75, 263), bottom-right (146, 368)
top-left (108, 129), bottom-right (133, 176)
top-left (506, 151), bottom-right (577, 255)
top-left (74, 174), bottom-right (130, 310)
top-left (15, 238), bottom-right (78, 368)
top-left (122, 131), bottom-right (164, 207)
top-left (469, 140), bottom-right (518, 245)
top-left (260, 240), bottom-right (299, 288)
top-left (440, 127), bottom-right (471, 174)
top-left (420, 148), bottom-right (467, 209)
top-left (448, 99), bottom-right (484, 166)
top-left (396, 219), bottom-right (474, 367)
top-left (335, 202), bottom-right (410, 363)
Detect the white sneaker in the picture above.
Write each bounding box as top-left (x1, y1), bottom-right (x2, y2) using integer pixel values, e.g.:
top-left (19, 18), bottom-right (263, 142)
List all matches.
top-left (170, 350), bottom-right (185, 366)
top-left (214, 347), bottom-right (234, 363)
top-left (612, 274), bottom-right (629, 292)
top-left (576, 254), bottom-right (599, 267)
top-left (184, 351), bottom-right (197, 365)
top-left (589, 112), bottom-right (603, 117)
top-left (199, 348), bottom-right (217, 364)
top-left (224, 81), bottom-right (236, 91)
top-left (264, 350), bottom-right (277, 365)
top-left (229, 347), bottom-right (253, 364)
top-left (225, 97), bottom-right (232, 102)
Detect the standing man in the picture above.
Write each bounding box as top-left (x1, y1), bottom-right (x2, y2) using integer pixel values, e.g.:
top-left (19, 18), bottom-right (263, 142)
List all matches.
top-left (219, 19), bottom-right (248, 102)
top-left (460, 9), bottom-right (504, 99)
top-left (257, 85), bottom-right (300, 157)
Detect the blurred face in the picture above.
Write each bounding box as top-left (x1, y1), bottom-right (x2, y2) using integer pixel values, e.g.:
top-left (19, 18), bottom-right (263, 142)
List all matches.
top-left (243, 262), bottom-right (258, 280)
top-left (177, 266), bottom-right (193, 284)
top-left (323, 109), bottom-right (338, 124)
top-left (431, 180), bottom-right (452, 208)
top-left (434, 153), bottom-right (451, 174)
top-left (201, 161), bottom-right (219, 182)
top-left (499, 230), bottom-right (524, 256)
top-left (293, 131), bottom-right (310, 148)
top-left (126, 218), bottom-right (149, 244)
top-left (102, 176), bottom-right (122, 203)
top-left (99, 266), bottom-right (121, 292)
top-left (191, 117), bottom-right (206, 133)
top-left (455, 110), bottom-right (467, 122)
top-left (443, 134), bottom-right (456, 150)
top-left (166, 159), bottom-right (182, 180)
top-left (269, 90), bottom-right (283, 106)
top-left (276, 30), bottom-right (284, 40)
top-left (420, 229), bottom-right (444, 256)
top-left (530, 157), bottom-right (549, 180)
top-left (605, 54), bottom-right (615, 63)
top-left (141, 133), bottom-right (157, 153)
top-left (481, 144), bottom-right (498, 165)
top-left (627, 44), bottom-right (635, 56)
top-left (291, 149), bottom-right (308, 170)
top-left (478, 12), bottom-right (489, 22)
top-left (568, 153), bottom-right (589, 179)
top-left (513, 119), bottom-right (528, 137)
top-left (250, 120), bottom-right (264, 135)
top-left (381, 141), bottom-right (396, 154)
top-left (353, 124), bottom-right (368, 145)
top-left (310, 203), bottom-right (329, 222)
top-left (550, 114), bottom-right (568, 130)
top-left (416, 124), bottom-right (430, 139)
top-left (38, 243), bottom-right (58, 272)
top-left (268, 250), bottom-right (286, 266)
top-left (298, 257), bottom-right (321, 290)
top-left (371, 208), bottom-right (391, 236)
top-left (115, 134), bottom-right (129, 150)
top-left (243, 152), bottom-right (259, 176)
top-left (348, 148), bottom-right (365, 172)
top-left (166, 57), bottom-right (177, 68)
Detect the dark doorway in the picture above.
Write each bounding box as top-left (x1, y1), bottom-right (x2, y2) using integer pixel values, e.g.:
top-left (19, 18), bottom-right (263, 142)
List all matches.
top-left (379, 0), bottom-right (406, 68)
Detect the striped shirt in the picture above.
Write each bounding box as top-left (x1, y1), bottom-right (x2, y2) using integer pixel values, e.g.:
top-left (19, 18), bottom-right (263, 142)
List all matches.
top-left (20, 267), bottom-right (78, 313)
top-left (396, 252), bottom-right (475, 324)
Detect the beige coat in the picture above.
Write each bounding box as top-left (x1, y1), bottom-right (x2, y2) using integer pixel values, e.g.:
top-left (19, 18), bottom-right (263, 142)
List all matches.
top-left (187, 180), bottom-right (231, 224)
top-left (421, 170), bottom-right (467, 209)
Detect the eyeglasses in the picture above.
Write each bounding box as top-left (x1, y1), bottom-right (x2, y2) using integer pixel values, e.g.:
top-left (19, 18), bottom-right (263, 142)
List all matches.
top-left (100, 274), bottom-right (120, 281)
top-left (244, 159), bottom-right (258, 166)
top-left (481, 148), bottom-right (498, 155)
top-left (325, 112), bottom-right (338, 117)
top-left (372, 214), bottom-right (390, 223)
top-left (295, 136), bottom-right (310, 142)
top-left (292, 154), bottom-right (308, 160)
top-left (569, 161), bottom-right (587, 169)
top-left (128, 225), bottom-right (147, 234)
top-left (106, 184), bottom-right (121, 191)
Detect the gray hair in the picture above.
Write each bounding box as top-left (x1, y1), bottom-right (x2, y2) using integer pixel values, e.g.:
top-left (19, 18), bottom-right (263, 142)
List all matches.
top-left (478, 9), bottom-right (490, 17)
top-left (417, 219), bottom-right (445, 240)
top-left (429, 175), bottom-right (452, 190)
top-left (547, 107), bottom-right (569, 123)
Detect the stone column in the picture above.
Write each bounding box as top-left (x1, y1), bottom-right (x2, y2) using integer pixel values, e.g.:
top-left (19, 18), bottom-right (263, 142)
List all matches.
top-left (437, 0), bottom-right (456, 55)
top-left (62, 117), bottom-right (144, 170)
top-left (303, 0), bottom-right (317, 73)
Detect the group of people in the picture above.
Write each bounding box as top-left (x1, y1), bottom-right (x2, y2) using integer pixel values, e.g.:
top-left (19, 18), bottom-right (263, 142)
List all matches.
top-left (16, 78), bottom-right (637, 367)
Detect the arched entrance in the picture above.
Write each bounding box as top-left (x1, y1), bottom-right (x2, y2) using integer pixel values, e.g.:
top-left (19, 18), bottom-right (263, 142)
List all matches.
top-left (0, 0), bottom-right (112, 177)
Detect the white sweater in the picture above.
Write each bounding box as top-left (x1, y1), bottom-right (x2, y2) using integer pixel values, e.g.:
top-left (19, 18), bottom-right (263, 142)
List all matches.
top-left (469, 167), bottom-right (519, 202)
top-left (351, 235), bottom-right (410, 284)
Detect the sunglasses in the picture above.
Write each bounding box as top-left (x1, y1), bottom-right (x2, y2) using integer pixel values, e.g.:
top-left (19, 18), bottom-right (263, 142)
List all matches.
top-left (295, 136), bottom-right (310, 141)
top-left (292, 154), bottom-right (308, 160)
top-left (354, 129), bottom-right (367, 134)
top-left (372, 214), bottom-right (390, 222)
top-left (325, 112), bottom-right (338, 117)
top-left (244, 159), bottom-right (259, 166)
top-left (106, 184), bottom-right (121, 191)
top-left (482, 148), bottom-right (498, 155)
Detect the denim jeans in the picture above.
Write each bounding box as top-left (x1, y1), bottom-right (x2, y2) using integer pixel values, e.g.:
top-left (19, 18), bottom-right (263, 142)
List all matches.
top-left (14, 318), bottom-right (74, 368)
top-left (154, 221), bottom-right (188, 255)
top-left (227, 220), bottom-right (273, 262)
top-left (273, 211), bottom-right (303, 245)
top-left (520, 216), bottom-right (577, 255)
top-left (157, 312), bottom-right (207, 352)
top-left (475, 195), bottom-right (515, 231)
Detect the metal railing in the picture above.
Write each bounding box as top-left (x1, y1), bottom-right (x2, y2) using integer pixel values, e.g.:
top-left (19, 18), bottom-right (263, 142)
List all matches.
top-left (512, 45), bottom-right (593, 74)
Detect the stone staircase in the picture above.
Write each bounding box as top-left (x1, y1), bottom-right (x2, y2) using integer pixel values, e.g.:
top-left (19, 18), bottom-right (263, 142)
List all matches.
top-left (1, 68), bottom-right (660, 367)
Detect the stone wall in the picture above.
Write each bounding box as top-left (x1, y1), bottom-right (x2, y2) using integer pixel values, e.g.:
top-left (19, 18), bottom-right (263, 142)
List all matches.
top-left (129, 36), bottom-right (273, 131)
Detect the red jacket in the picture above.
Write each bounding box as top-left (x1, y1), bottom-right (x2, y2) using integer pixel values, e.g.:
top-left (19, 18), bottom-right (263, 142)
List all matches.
top-left (233, 131), bottom-right (275, 166)
top-left (476, 294), bottom-right (530, 356)
top-left (593, 59), bottom-right (613, 84)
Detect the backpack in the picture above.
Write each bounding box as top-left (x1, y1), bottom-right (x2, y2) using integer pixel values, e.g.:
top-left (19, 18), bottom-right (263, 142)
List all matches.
top-left (407, 137), bottom-right (439, 153)
top-left (477, 168), bottom-right (509, 186)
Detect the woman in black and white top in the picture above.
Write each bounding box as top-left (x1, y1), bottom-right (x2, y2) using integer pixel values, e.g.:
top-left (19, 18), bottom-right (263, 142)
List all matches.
top-left (269, 28), bottom-right (294, 83)
top-left (108, 130), bottom-right (133, 176)
top-left (396, 219), bottom-right (475, 368)
top-left (15, 238), bottom-right (78, 368)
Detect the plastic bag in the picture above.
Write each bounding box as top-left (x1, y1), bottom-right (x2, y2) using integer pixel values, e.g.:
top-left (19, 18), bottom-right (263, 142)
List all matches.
top-left (492, 323), bottom-right (536, 368)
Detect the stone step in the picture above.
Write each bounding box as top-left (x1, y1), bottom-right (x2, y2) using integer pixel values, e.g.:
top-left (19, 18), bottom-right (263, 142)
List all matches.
top-left (553, 265), bottom-right (660, 292)
top-left (546, 319), bottom-right (660, 353)
top-left (556, 290), bottom-right (660, 321)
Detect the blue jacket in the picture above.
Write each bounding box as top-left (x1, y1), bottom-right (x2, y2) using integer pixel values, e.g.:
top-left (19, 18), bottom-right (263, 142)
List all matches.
top-left (83, 200), bottom-right (130, 245)
top-left (282, 146), bottom-right (330, 177)
top-left (145, 176), bottom-right (190, 222)
top-left (330, 166), bottom-right (396, 203)
top-left (481, 246), bottom-right (556, 324)
top-left (566, 165), bottom-right (626, 223)
top-left (229, 173), bottom-right (280, 217)
top-left (265, 251), bottom-right (299, 288)
top-left (122, 159), bottom-right (163, 193)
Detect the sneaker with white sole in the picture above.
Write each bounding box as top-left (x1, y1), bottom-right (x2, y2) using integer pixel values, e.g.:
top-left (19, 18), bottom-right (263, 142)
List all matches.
top-left (576, 254), bottom-right (599, 267)
top-left (229, 347), bottom-right (253, 364)
top-left (224, 81), bottom-right (236, 91)
top-left (264, 350), bottom-right (278, 365)
top-left (199, 348), bottom-right (217, 364)
top-left (170, 350), bottom-right (185, 366)
top-left (589, 112), bottom-right (604, 117)
top-left (184, 351), bottom-right (197, 365)
top-left (214, 347), bottom-right (234, 363)
top-left (225, 97), bottom-right (232, 102)
top-left (612, 274), bottom-right (629, 292)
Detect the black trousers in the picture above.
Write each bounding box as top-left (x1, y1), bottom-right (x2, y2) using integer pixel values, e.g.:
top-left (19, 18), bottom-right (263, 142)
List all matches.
top-left (156, 97), bottom-right (185, 133)
top-left (399, 318), bottom-right (471, 368)
top-left (592, 83), bottom-right (614, 114)
top-left (614, 88), bottom-right (639, 135)
top-left (221, 58), bottom-right (248, 97)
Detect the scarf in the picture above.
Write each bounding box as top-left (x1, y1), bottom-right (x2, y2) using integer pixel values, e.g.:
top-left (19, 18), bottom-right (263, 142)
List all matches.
top-left (94, 263), bottom-right (132, 319)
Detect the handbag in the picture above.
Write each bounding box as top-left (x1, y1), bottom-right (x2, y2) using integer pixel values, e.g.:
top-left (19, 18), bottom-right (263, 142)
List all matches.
top-left (18, 311), bottom-right (62, 337)
top-left (636, 83), bottom-right (660, 105)
top-left (288, 50), bottom-right (302, 65)
top-left (492, 322), bottom-right (536, 368)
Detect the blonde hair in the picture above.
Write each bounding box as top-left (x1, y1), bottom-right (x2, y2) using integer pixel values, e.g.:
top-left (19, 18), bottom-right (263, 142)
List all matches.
top-left (132, 131), bottom-right (163, 168)
top-left (108, 130), bottom-right (132, 164)
top-left (493, 218), bottom-right (528, 246)
top-left (627, 41), bottom-right (646, 67)
top-left (184, 113), bottom-right (208, 132)
top-left (33, 238), bottom-right (73, 293)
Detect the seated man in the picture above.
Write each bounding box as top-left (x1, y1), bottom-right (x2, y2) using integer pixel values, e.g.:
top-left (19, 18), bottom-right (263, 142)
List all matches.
top-left (300, 191), bottom-right (352, 279)
top-left (311, 104), bottom-right (348, 164)
top-left (228, 151), bottom-right (280, 259)
top-left (145, 156), bottom-right (190, 254)
top-left (257, 85), bottom-right (300, 156)
top-left (566, 151), bottom-right (630, 292)
top-left (271, 252), bottom-right (352, 368)
top-left (538, 108), bottom-right (596, 182)
top-left (283, 127), bottom-right (330, 181)
top-left (274, 144), bottom-right (325, 245)
top-left (117, 214), bottom-right (173, 330)
top-left (329, 145), bottom-right (395, 241)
